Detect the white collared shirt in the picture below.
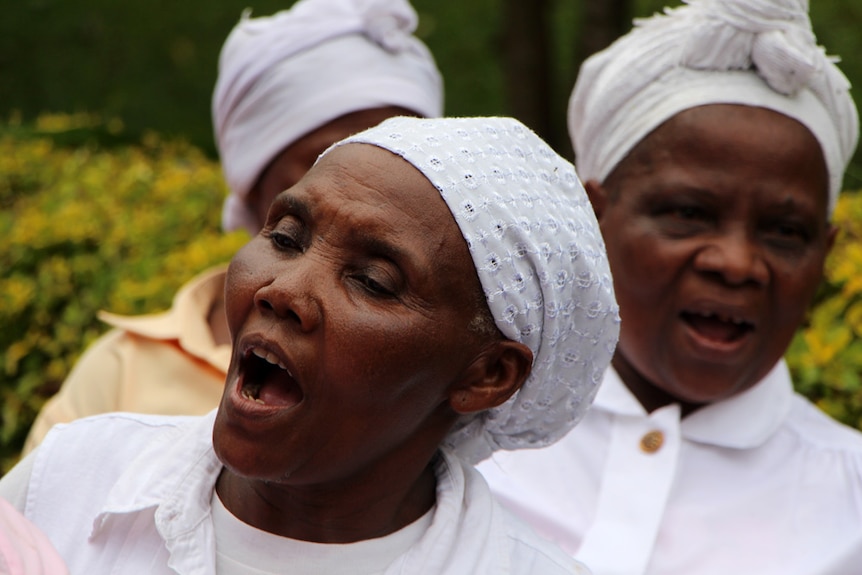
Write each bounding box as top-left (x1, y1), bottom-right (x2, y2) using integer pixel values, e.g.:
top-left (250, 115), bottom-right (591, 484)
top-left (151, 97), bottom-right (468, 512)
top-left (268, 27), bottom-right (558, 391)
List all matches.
top-left (478, 361), bottom-right (862, 575)
top-left (1, 411), bottom-right (589, 575)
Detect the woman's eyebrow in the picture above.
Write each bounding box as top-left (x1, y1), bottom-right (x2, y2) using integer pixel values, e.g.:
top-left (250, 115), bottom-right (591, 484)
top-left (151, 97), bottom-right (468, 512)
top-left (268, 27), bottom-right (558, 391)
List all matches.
top-left (351, 230), bottom-right (408, 263)
top-left (272, 192), bottom-right (312, 220)
top-left (349, 228), bottom-right (432, 279)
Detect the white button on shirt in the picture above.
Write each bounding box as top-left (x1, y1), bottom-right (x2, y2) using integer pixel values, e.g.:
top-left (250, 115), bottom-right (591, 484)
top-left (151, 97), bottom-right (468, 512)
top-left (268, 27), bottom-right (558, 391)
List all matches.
top-left (478, 361), bottom-right (862, 575)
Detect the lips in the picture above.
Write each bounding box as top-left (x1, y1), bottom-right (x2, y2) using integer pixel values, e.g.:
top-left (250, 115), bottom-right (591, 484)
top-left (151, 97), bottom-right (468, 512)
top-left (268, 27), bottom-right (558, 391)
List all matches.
top-left (238, 344), bottom-right (304, 407)
top-left (681, 309), bottom-right (754, 345)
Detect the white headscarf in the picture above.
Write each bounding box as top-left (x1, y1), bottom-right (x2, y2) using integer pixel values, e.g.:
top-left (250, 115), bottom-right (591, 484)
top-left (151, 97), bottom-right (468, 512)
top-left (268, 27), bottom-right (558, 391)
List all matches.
top-left (213, 0), bottom-right (443, 234)
top-left (569, 0), bottom-right (859, 215)
top-left (329, 116), bottom-right (620, 464)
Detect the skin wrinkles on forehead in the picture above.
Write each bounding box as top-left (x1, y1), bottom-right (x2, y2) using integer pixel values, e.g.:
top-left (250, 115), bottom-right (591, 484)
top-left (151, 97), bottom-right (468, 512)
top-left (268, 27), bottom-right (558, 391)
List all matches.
top-left (607, 105), bottom-right (830, 210)
top-left (248, 106), bottom-right (422, 233)
top-left (267, 147), bottom-right (481, 324)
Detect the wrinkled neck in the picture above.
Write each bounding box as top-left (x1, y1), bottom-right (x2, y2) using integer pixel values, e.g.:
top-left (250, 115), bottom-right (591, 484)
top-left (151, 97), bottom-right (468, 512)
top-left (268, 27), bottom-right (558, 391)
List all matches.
top-left (213, 455), bottom-right (439, 543)
top-left (611, 353), bottom-right (705, 418)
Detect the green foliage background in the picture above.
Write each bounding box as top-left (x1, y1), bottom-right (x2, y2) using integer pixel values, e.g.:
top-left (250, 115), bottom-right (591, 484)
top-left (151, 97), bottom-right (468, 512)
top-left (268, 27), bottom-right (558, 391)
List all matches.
top-left (787, 195), bottom-right (862, 431)
top-left (0, 115), bottom-right (247, 470)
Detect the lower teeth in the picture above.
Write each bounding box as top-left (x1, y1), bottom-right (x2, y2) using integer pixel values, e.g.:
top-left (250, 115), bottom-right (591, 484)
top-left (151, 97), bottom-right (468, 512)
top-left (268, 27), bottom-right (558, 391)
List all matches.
top-left (241, 388), bottom-right (265, 404)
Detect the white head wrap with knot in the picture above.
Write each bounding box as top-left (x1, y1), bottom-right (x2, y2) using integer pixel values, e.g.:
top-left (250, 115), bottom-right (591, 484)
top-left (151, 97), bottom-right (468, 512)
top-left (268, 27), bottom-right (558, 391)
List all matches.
top-left (569, 0), bottom-right (859, 215)
top-left (327, 116), bottom-right (620, 464)
top-left (213, 0), bottom-right (443, 234)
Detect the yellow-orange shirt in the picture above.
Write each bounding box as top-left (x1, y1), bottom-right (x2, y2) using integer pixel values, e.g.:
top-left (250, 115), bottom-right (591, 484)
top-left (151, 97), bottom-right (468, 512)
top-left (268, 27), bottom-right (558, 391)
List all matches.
top-left (23, 266), bottom-right (231, 453)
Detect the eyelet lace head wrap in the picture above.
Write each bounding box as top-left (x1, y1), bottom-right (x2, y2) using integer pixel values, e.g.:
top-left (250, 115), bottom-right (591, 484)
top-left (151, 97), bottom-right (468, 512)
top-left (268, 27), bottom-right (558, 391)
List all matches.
top-left (326, 116), bottom-right (620, 464)
top-left (569, 0), bottom-right (859, 216)
top-left (213, 0), bottom-right (443, 234)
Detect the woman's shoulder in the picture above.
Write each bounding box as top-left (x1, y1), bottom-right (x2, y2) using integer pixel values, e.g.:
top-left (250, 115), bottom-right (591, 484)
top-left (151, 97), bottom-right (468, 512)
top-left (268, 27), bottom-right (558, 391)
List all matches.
top-left (787, 393), bottom-right (862, 456)
top-left (45, 411), bottom-right (203, 445)
top-left (441, 450), bottom-right (589, 575)
top-left (496, 501), bottom-right (591, 575)
top-left (32, 411), bottom-right (214, 493)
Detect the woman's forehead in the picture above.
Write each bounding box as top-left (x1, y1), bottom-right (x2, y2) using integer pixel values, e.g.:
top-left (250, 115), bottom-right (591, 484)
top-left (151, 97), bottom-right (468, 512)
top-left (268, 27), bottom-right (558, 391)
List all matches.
top-left (610, 104), bottom-right (830, 216)
top-left (308, 143), bottom-right (443, 218)
top-left (282, 143), bottom-right (470, 267)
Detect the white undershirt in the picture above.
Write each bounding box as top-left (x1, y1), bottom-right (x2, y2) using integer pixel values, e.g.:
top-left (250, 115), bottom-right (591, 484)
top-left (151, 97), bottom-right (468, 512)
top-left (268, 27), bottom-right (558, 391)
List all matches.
top-left (211, 491), bottom-right (433, 575)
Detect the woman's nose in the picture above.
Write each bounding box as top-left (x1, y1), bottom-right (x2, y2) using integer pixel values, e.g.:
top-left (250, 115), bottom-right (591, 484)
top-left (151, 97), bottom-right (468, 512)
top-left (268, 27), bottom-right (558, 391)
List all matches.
top-left (693, 231), bottom-right (769, 287)
top-left (253, 260), bottom-right (323, 331)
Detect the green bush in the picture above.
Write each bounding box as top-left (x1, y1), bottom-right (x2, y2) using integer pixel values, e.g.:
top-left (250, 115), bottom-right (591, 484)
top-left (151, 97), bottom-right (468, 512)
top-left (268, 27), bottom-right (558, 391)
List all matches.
top-left (787, 191), bottom-right (862, 430)
top-left (0, 113), bottom-right (247, 471)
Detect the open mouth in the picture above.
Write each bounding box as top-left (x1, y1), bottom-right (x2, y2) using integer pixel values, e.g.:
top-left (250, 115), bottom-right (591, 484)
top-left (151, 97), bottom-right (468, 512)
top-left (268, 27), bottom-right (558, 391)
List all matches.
top-left (681, 310), bottom-right (754, 344)
top-left (239, 346), bottom-right (304, 407)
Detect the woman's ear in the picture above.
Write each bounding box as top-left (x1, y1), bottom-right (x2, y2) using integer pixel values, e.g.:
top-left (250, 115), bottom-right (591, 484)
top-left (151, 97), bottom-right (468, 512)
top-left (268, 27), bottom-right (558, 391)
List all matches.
top-left (584, 179), bottom-right (608, 221)
top-left (449, 340), bottom-right (533, 415)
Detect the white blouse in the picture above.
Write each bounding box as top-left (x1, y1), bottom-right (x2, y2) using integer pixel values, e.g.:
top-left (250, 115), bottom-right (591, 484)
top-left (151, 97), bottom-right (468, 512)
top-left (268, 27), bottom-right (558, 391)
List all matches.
top-left (0, 411), bottom-right (590, 575)
top-left (478, 361), bottom-right (862, 575)
top-left (212, 491), bottom-right (430, 575)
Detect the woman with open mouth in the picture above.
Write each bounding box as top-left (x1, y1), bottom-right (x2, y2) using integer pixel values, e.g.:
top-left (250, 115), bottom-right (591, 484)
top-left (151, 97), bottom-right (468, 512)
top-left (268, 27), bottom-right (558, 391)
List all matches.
top-left (0, 116), bottom-right (619, 575)
top-left (477, 1), bottom-right (862, 573)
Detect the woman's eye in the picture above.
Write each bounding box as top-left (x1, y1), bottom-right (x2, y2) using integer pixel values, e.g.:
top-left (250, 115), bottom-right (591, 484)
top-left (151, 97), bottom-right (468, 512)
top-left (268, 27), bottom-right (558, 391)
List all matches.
top-left (776, 223), bottom-right (807, 239)
top-left (671, 205), bottom-right (705, 220)
top-left (765, 220), bottom-right (811, 248)
top-left (353, 274), bottom-right (397, 298)
top-left (650, 198), bottom-right (709, 222)
top-left (269, 230), bottom-right (301, 251)
top-left (651, 201), bottom-right (713, 236)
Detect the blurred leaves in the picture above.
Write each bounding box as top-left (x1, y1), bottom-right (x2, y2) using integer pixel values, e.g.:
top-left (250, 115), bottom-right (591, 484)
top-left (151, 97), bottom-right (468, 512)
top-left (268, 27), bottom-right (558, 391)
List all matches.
top-left (786, 191), bottom-right (862, 431)
top-left (0, 114), bottom-right (247, 471)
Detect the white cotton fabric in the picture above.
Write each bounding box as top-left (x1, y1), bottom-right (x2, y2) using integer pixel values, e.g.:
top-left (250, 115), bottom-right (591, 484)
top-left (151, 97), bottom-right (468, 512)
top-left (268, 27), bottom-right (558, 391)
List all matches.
top-left (479, 360), bottom-right (862, 574)
top-left (212, 489), bottom-right (430, 574)
top-left (330, 116), bottom-right (621, 464)
top-left (0, 412), bottom-right (589, 575)
top-left (569, 0), bottom-right (859, 215)
top-left (213, 0), bottom-right (443, 234)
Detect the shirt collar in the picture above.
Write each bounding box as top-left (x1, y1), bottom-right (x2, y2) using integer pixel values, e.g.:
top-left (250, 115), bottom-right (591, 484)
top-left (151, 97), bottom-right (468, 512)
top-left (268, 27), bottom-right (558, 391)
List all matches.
top-left (98, 265), bottom-right (231, 370)
top-left (91, 411), bottom-right (222, 574)
top-left (92, 411), bottom-right (221, 535)
top-left (592, 360), bottom-right (794, 449)
top-left (89, 426), bottom-right (513, 575)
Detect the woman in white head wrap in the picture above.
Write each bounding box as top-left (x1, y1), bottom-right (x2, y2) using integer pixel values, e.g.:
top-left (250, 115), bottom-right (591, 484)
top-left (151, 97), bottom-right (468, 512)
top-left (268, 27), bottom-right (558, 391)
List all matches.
top-left (332, 117), bottom-right (620, 465)
top-left (0, 116), bottom-right (617, 575)
top-left (479, 1), bottom-right (862, 574)
top-left (22, 0), bottom-right (444, 453)
top-left (214, 0), bottom-right (443, 235)
top-left (569, 0), bottom-right (857, 212)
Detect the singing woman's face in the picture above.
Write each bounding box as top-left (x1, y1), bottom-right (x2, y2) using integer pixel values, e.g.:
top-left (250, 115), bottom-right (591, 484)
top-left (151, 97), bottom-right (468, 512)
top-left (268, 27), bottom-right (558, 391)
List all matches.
top-left (214, 143), bottom-right (494, 487)
top-left (589, 104), bottom-right (834, 414)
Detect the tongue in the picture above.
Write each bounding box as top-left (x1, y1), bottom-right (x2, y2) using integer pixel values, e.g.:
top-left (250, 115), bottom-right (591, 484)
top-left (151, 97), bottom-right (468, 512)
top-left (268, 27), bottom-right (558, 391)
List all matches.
top-left (257, 373), bottom-right (303, 407)
top-left (686, 314), bottom-right (745, 343)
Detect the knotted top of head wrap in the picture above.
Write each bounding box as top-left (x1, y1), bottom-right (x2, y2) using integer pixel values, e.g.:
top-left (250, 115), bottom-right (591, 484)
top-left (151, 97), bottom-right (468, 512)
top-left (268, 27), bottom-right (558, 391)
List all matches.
top-left (569, 0), bottom-right (859, 215)
top-left (327, 116), bottom-right (620, 464)
top-left (213, 0), bottom-right (443, 234)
